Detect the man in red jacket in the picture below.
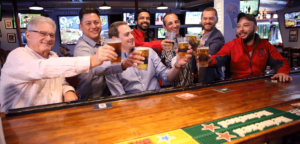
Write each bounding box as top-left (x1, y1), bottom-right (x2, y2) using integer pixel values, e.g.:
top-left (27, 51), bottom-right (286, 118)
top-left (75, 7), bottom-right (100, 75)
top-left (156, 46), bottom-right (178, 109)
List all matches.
top-left (208, 13), bottom-right (292, 82)
top-left (133, 9), bottom-right (172, 53)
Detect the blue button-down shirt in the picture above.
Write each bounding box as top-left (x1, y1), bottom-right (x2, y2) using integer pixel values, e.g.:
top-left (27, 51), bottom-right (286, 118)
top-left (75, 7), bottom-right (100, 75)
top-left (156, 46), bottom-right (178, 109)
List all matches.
top-left (74, 34), bottom-right (123, 99)
top-left (105, 48), bottom-right (172, 95)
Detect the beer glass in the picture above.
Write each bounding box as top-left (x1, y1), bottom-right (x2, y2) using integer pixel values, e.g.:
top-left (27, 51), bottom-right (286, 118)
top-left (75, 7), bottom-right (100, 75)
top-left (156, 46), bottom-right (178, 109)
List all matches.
top-left (106, 38), bottom-right (122, 64)
top-left (135, 47), bottom-right (149, 70)
top-left (177, 37), bottom-right (189, 60)
top-left (185, 34), bottom-right (198, 55)
top-left (197, 46), bottom-right (209, 67)
top-left (165, 32), bottom-right (176, 50)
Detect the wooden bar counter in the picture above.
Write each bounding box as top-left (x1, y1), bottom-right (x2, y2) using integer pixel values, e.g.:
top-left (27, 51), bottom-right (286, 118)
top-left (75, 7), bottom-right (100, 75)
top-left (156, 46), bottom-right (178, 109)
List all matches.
top-left (1, 72), bottom-right (300, 144)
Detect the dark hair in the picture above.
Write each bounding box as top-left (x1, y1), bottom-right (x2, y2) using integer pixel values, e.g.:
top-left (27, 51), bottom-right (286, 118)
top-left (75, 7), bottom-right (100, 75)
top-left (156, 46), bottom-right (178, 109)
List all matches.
top-left (79, 6), bottom-right (100, 23)
top-left (201, 7), bottom-right (218, 18)
top-left (163, 12), bottom-right (179, 26)
top-left (109, 21), bottom-right (128, 38)
top-left (134, 9), bottom-right (150, 21)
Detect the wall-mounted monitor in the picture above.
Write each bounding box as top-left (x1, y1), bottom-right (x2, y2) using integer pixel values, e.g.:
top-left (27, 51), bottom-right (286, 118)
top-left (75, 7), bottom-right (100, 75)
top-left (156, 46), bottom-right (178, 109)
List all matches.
top-left (284, 12), bottom-right (300, 28)
top-left (155, 13), bottom-right (166, 25)
top-left (187, 27), bottom-right (202, 37)
top-left (100, 15), bottom-right (109, 39)
top-left (58, 16), bottom-right (82, 45)
top-left (185, 12), bottom-right (202, 25)
top-left (18, 13), bottom-right (41, 29)
top-left (123, 13), bottom-right (135, 26)
top-left (157, 28), bottom-right (166, 39)
top-left (240, 0), bottom-right (260, 16)
top-left (21, 32), bottom-right (27, 45)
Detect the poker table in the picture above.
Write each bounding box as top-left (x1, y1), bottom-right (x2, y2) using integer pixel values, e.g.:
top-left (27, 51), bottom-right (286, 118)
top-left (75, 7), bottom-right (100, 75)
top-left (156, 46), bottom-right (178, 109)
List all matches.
top-left (1, 69), bottom-right (300, 144)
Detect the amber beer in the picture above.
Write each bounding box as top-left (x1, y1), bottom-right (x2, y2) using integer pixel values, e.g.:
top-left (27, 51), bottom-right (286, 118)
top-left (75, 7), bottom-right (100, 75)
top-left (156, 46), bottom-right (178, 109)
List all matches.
top-left (107, 38), bottom-right (122, 64)
top-left (185, 34), bottom-right (198, 54)
top-left (165, 40), bottom-right (175, 50)
top-left (197, 47), bottom-right (209, 67)
top-left (135, 47), bottom-right (149, 70)
top-left (177, 37), bottom-right (189, 60)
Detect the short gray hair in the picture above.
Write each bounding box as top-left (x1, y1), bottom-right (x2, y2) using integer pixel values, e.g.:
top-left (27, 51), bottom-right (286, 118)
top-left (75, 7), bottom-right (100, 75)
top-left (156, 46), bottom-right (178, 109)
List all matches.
top-left (27, 16), bottom-right (56, 32)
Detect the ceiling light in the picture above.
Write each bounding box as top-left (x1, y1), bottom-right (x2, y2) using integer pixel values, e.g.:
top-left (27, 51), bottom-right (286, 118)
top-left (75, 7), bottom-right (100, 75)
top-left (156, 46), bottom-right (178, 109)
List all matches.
top-left (29, 2), bottom-right (43, 10)
top-left (157, 2), bottom-right (168, 10)
top-left (99, 2), bottom-right (111, 10)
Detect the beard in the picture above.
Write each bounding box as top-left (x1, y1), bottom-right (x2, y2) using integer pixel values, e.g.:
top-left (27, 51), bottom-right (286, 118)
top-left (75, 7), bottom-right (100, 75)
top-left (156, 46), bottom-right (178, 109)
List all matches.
top-left (242, 28), bottom-right (255, 44)
top-left (137, 22), bottom-right (150, 31)
top-left (202, 22), bottom-right (216, 32)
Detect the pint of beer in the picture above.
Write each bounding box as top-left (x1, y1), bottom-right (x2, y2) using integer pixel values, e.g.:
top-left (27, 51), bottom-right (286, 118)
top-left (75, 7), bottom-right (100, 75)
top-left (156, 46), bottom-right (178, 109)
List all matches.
top-left (135, 47), bottom-right (149, 70)
top-left (177, 37), bottom-right (189, 60)
top-left (197, 47), bottom-right (209, 67)
top-left (165, 32), bottom-right (176, 50)
top-left (106, 38), bottom-right (122, 64)
top-left (185, 34), bottom-right (198, 54)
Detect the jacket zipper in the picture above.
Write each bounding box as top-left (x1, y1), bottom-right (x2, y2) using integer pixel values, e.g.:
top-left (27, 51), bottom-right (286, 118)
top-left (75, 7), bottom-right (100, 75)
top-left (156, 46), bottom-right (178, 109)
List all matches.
top-left (243, 35), bottom-right (259, 76)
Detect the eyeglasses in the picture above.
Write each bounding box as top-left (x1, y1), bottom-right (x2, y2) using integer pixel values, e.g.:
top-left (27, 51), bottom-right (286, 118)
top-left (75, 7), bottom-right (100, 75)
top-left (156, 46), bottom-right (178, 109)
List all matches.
top-left (29, 30), bottom-right (56, 38)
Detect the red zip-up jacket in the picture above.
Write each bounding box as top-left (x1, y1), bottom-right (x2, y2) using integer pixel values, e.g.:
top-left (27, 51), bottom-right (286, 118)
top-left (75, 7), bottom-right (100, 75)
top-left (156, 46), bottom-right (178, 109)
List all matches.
top-left (132, 28), bottom-right (162, 52)
top-left (209, 34), bottom-right (290, 79)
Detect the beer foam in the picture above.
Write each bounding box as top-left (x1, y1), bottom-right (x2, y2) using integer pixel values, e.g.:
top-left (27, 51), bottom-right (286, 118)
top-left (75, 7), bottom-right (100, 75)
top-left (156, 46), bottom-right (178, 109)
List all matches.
top-left (106, 38), bottom-right (121, 43)
top-left (135, 47), bottom-right (149, 50)
top-left (185, 34), bottom-right (197, 36)
top-left (107, 42), bottom-right (121, 44)
top-left (198, 47), bottom-right (209, 50)
top-left (178, 42), bottom-right (189, 44)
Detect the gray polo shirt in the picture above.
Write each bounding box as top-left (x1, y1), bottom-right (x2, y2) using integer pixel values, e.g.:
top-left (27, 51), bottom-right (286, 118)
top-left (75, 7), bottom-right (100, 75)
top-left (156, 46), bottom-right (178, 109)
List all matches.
top-left (74, 34), bottom-right (123, 99)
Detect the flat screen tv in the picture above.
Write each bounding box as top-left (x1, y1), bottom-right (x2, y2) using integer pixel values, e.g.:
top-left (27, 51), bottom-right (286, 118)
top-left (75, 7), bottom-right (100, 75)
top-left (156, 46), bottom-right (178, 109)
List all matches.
top-left (21, 32), bottom-right (27, 45)
top-left (187, 27), bottom-right (202, 37)
top-left (100, 15), bottom-right (109, 39)
top-left (185, 12), bottom-right (202, 25)
top-left (155, 13), bottom-right (166, 25)
top-left (157, 28), bottom-right (166, 39)
top-left (18, 13), bottom-right (41, 29)
top-left (58, 16), bottom-right (82, 45)
top-left (284, 11), bottom-right (300, 28)
top-left (123, 13), bottom-right (135, 26)
top-left (240, 0), bottom-right (260, 16)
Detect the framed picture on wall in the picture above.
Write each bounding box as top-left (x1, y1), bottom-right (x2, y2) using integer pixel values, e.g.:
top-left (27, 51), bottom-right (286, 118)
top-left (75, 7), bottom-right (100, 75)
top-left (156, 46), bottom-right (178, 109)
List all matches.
top-left (5, 20), bottom-right (13, 29)
top-left (289, 30), bottom-right (298, 42)
top-left (7, 33), bottom-right (16, 43)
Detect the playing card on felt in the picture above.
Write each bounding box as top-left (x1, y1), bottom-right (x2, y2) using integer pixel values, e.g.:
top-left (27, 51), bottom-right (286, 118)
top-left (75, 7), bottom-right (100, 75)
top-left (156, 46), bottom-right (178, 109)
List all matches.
top-left (176, 93), bottom-right (197, 100)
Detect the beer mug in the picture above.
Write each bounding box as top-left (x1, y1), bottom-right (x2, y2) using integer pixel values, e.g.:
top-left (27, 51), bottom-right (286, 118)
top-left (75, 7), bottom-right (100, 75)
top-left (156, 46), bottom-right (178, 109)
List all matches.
top-left (177, 37), bottom-right (189, 60)
top-left (106, 38), bottom-right (122, 64)
top-left (197, 46), bottom-right (209, 67)
top-left (185, 34), bottom-right (198, 55)
top-left (165, 32), bottom-right (176, 50)
top-left (135, 47), bottom-right (149, 70)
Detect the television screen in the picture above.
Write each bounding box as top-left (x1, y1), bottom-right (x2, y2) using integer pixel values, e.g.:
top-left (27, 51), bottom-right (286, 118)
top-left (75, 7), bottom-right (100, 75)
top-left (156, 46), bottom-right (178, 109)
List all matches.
top-left (284, 12), bottom-right (300, 28)
top-left (18, 13), bottom-right (41, 29)
top-left (240, 0), bottom-right (260, 16)
top-left (21, 32), bottom-right (27, 45)
top-left (100, 15), bottom-right (109, 39)
top-left (157, 28), bottom-right (166, 39)
top-left (123, 13), bottom-right (135, 26)
top-left (185, 12), bottom-right (202, 25)
top-left (187, 27), bottom-right (202, 37)
top-left (155, 13), bottom-right (166, 25)
top-left (58, 16), bottom-right (82, 45)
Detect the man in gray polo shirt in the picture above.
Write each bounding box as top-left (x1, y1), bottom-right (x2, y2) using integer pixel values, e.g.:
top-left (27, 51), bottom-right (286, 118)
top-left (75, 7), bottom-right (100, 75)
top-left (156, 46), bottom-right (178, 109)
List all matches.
top-left (74, 6), bottom-right (143, 99)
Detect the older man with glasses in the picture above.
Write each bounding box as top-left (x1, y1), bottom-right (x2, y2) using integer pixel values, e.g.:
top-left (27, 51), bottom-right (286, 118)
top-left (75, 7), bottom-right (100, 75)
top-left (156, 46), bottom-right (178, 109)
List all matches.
top-left (0, 16), bottom-right (131, 112)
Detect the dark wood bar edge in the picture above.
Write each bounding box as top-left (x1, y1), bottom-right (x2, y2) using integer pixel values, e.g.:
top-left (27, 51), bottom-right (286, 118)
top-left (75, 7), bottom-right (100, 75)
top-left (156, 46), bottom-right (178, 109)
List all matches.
top-left (5, 69), bottom-right (300, 117)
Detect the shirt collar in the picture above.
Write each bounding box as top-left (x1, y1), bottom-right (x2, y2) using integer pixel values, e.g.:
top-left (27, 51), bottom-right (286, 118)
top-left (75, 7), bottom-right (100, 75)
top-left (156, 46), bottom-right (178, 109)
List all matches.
top-left (201, 28), bottom-right (215, 38)
top-left (82, 34), bottom-right (105, 47)
top-left (25, 45), bottom-right (54, 59)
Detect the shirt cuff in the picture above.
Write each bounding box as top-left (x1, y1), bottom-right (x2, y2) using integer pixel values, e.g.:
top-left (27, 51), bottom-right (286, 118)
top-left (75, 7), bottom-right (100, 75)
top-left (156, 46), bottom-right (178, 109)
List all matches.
top-left (76, 56), bottom-right (90, 74)
top-left (162, 69), bottom-right (172, 85)
top-left (63, 86), bottom-right (75, 96)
